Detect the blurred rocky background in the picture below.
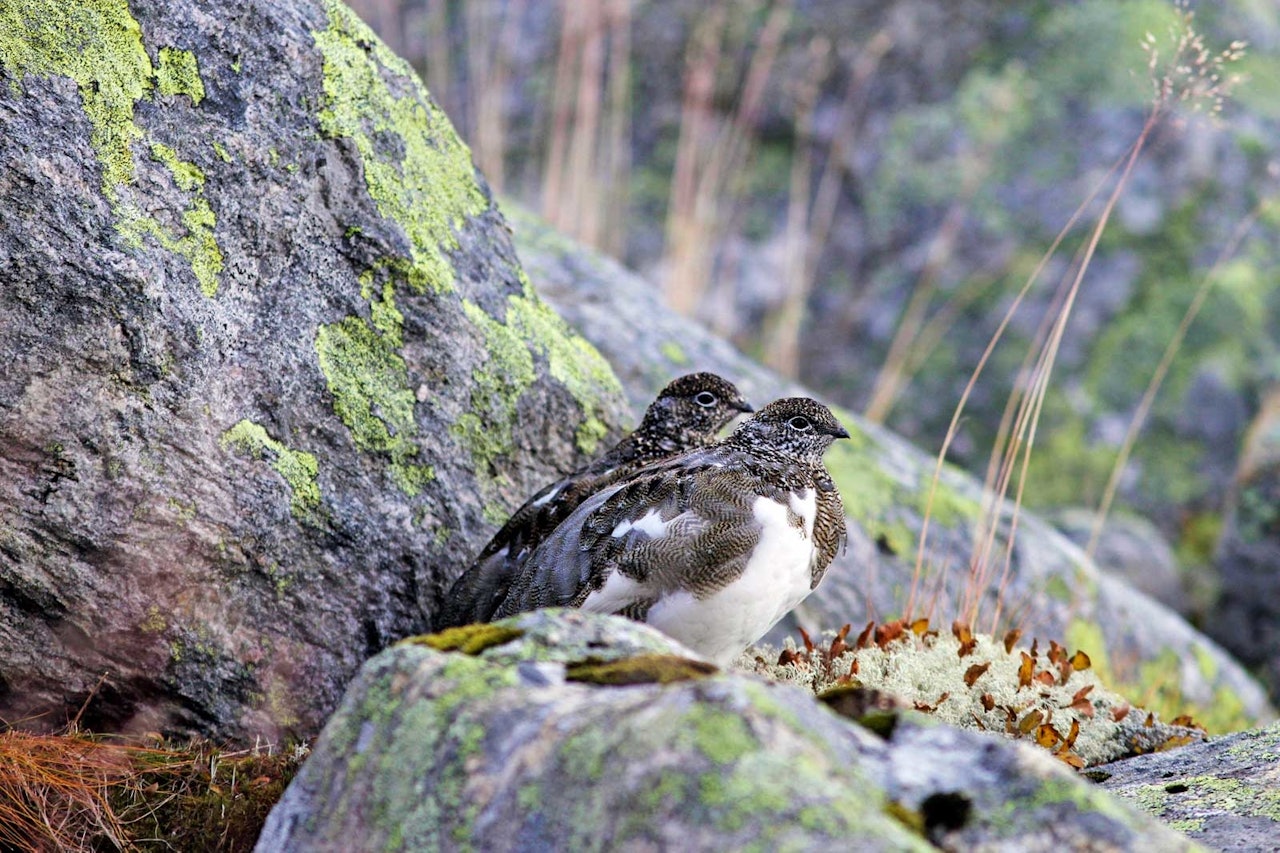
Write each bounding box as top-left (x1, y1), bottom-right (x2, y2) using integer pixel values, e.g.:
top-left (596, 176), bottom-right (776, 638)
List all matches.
top-left (349, 0), bottom-right (1280, 697)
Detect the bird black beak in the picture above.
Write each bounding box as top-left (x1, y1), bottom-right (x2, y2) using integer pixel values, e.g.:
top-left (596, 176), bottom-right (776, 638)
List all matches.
top-left (736, 399), bottom-right (755, 414)
top-left (830, 422), bottom-right (851, 439)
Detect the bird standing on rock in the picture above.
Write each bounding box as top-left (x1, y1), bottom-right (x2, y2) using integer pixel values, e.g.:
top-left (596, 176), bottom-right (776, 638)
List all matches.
top-left (436, 373), bottom-right (753, 629)
top-left (492, 397), bottom-right (849, 665)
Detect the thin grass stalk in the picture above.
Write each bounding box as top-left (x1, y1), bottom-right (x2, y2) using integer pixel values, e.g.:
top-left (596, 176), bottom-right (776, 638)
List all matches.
top-left (602, 0), bottom-right (633, 255)
top-left (984, 109), bottom-right (1161, 632)
top-left (1085, 194), bottom-right (1274, 560)
top-left (905, 158), bottom-right (1115, 620)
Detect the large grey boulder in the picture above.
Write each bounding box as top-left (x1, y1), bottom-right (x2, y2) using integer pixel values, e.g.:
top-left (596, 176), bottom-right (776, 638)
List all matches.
top-left (0, 0), bottom-right (625, 741)
top-left (258, 610), bottom-right (1198, 852)
top-left (513, 207), bottom-right (1274, 733)
top-left (1096, 721), bottom-right (1280, 850)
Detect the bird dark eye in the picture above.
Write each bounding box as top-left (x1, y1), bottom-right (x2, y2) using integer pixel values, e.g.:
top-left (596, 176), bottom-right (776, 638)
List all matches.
top-left (694, 392), bottom-right (718, 408)
top-left (788, 416), bottom-right (812, 431)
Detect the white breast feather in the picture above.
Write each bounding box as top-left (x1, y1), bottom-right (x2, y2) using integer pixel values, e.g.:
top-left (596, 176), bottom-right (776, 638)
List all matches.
top-left (645, 490), bottom-right (818, 665)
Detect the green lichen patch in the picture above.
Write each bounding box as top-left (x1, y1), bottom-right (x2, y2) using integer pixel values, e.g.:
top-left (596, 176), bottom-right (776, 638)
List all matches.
top-left (0, 0), bottom-right (152, 195)
top-left (313, 316), bottom-right (435, 497)
top-left (155, 46), bottom-right (203, 103)
top-left (505, 279), bottom-right (622, 454)
top-left (1130, 775), bottom-right (1280, 825)
top-left (454, 286), bottom-right (622, 478)
top-left (220, 419), bottom-right (323, 524)
top-left (149, 142), bottom-right (204, 191)
top-left (1, 2), bottom-right (224, 297)
top-left (311, 0), bottom-right (487, 295)
top-left (453, 299), bottom-right (537, 476)
top-left (405, 624), bottom-right (525, 655)
top-left (564, 655), bottom-right (718, 686)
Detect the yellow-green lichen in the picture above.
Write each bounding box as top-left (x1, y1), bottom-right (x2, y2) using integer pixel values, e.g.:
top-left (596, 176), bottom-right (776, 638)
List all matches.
top-left (506, 277), bottom-right (622, 453)
top-left (404, 624), bottom-right (525, 655)
top-left (660, 340), bottom-right (690, 365)
top-left (155, 46), bottom-right (203, 103)
top-left (150, 142), bottom-right (204, 191)
top-left (456, 285), bottom-right (623, 475)
top-left (211, 141), bottom-right (231, 163)
top-left (311, 0), bottom-right (487, 294)
top-left (139, 605), bottom-right (167, 633)
top-left (564, 655), bottom-right (718, 686)
top-left (313, 316), bottom-right (435, 497)
top-left (0, 0), bottom-right (151, 195)
top-left (220, 419), bottom-right (323, 524)
top-left (1131, 775), bottom-right (1280, 824)
top-left (0, 1), bottom-right (223, 297)
top-left (453, 300), bottom-right (537, 475)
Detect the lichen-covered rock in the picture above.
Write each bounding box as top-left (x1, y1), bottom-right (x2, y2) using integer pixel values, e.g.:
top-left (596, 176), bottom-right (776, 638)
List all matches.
top-left (257, 610), bottom-right (1198, 852)
top-left (514, 206), bottom-right (1274, 733)
top-left (0, 0), bottom-right (626, 741)
top-left (1095, 721), bottom-right (1280, 848)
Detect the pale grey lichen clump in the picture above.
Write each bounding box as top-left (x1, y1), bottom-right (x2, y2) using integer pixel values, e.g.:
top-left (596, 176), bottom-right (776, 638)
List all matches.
top-left (744, 626), bottom-right (1204, 766)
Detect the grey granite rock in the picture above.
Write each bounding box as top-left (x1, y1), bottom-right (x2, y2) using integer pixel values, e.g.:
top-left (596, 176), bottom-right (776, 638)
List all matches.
top-left (1095, 721), bottom-right (1280, 851)
top-left (258, 610), bottom-right (1198, 852)
top-left (0, 0), bottom-right (626, 741)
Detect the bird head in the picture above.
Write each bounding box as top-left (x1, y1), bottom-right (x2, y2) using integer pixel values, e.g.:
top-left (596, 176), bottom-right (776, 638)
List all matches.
top-left (640, 372), bottom-right (754, 445)
top-left (730, 397), bottom-right (850, 462)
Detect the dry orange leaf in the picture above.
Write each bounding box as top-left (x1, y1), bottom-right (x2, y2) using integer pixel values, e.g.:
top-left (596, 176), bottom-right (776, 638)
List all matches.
top-left (1112, 703), bottom-right (1131, 722)
top-left (1018, 652), bottom-right (1035, 688)
top-left (980, 693), bottom-right (996, 711)
top-left (1057, 752), bottom-right (1086, 769)
top-left (854, 621), bottom-right (875, 650)
top-left (1018, 710), bottom-right (1044, 734)
top-left (1070, 650), bottom-right (1091, 670)
top-left (964, 662), bottom-right (991, 687)
top-left (798, 626), bottom-right (815, 654)
top-left (1003, 628), bottom-right (1022, 654)
top-left (1036, 723), bottom-right (1062, 748)
top-left (910, 617), bottom-right (930, 635)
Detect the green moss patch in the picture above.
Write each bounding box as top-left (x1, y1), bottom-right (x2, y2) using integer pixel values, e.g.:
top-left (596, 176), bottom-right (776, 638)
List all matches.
top-left (155, 46), bottom-right (203, 102)
top-left (314, 316), bottom-right (435, 496)
top-left (565, 654), bottom-right (718, 686)
top-left (405, 624), bottom-right (525, 655)
top-left (220, 419), bottom-right (323, 524)
top-left (311, 0), bottom-right (487, 295)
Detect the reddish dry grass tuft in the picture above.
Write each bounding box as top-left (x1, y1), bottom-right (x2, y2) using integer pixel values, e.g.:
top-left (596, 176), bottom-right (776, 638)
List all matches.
top-left (0, 728), bottom-right (305, 852)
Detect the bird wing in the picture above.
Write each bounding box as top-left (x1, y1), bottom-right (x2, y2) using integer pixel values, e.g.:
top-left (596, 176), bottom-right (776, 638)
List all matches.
top-left (493, 456), bottom-right (762, 619)
top-left (439, 455), bottom-right (641, 628)
top-left (811, 473), bottom-right (847, 587)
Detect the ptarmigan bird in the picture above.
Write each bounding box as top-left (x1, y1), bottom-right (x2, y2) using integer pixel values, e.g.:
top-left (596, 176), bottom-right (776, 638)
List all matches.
top-left (436, 373), bottom-right (752, 629)
top-left (491, 397), bottom-right (849, 665)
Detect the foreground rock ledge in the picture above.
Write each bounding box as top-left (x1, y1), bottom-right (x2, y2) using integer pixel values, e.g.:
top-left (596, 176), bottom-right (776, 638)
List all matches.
top-left (1096, 721), bottom-right (1280, 850)
top-left (257, 610), bottom-right (1195, 851)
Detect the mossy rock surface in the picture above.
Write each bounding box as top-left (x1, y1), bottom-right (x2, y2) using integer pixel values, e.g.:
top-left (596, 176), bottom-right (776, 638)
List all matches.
top-left (259, 610), bottom-right (1196, 851)
top-left (0, 0), bottom-right (626, 742)
top-left (1097, 720), bottom-right (1280, 848)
